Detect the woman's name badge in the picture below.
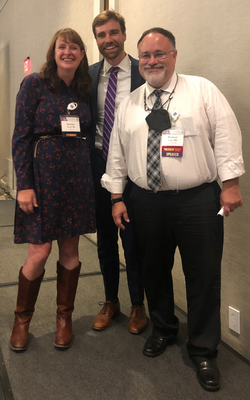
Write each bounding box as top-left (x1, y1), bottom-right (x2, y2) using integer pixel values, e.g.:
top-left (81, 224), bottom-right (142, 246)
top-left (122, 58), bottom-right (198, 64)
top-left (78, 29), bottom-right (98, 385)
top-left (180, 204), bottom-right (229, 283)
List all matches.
top-left (60, 115), bottom-right (80, 137)
top-left (162, 129), bottom-right (184, 157)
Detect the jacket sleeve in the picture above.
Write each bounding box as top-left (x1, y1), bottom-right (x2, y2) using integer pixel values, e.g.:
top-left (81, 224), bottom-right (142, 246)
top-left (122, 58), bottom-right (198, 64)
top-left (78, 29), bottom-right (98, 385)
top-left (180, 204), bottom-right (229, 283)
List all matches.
top-left (12, 74), bottom-right (40, 191)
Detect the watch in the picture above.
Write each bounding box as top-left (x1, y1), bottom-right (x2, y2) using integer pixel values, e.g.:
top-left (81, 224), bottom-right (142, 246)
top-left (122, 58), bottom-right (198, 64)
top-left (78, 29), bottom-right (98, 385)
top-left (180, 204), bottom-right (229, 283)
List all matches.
top-left (111, 197), bottom-right (123, 206)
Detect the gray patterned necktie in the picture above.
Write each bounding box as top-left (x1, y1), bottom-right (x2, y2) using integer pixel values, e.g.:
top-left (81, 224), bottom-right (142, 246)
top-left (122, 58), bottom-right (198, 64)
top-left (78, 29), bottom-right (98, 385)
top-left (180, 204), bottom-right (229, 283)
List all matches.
top-left (147, 89), bottom-right (163, 192)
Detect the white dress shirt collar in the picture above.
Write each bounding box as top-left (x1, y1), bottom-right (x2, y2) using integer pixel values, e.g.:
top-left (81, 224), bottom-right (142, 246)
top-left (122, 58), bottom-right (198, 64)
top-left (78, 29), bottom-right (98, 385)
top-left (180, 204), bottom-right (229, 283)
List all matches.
top-left (103, 53), bottom-right (130, 75)
top-left (145, 72), bottom-right (178, 99)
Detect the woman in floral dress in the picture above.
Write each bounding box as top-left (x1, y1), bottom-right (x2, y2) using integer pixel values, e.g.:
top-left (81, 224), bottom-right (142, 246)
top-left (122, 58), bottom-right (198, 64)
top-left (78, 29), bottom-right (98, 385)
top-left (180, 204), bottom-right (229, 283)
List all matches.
top-left (10, 28), bottom-right (95, 351)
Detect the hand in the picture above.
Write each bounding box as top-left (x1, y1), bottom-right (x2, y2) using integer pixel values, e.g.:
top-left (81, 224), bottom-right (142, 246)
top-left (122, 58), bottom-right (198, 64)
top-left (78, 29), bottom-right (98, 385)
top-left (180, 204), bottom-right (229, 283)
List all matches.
top-left (220, 178), bottom-right (243, 217)
top-left (112, 201), bottom-right (130, 230)
top-left (17, 189), bottom-right (38, 214)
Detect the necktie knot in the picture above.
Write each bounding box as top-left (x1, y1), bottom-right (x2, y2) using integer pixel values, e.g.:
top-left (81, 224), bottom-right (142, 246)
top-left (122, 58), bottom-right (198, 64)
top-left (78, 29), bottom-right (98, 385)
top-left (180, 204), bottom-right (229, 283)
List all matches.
top-left (153, 89), bottom-right (163, 98)
top-left (109, 66), bottom-right (120, 75)
top-left (152, 89), bottom-right (163, 111)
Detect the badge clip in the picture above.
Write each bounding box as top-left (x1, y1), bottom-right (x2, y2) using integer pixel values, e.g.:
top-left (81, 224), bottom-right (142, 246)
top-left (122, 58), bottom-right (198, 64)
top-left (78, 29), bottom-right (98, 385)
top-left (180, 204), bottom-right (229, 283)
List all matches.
top-left (171, 108), bottom-right (180, 127)
top-left (67, 102), bottom-right (78, 114)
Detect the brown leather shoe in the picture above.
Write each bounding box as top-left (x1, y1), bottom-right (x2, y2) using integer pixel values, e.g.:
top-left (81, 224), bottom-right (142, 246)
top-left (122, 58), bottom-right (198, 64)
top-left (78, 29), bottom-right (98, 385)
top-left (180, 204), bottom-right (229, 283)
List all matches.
top-left (128, 305), bottom-right (148, 334)
top-left (92, 300), bottom-right (121, 331)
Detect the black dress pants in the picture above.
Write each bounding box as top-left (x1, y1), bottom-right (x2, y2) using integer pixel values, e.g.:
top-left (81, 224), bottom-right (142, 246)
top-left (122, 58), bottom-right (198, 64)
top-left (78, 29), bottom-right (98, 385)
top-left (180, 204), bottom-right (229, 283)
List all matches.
top-left (91, 153), bottom-right (144, 305)
top-left (130, 182), bottom-right (223, 359)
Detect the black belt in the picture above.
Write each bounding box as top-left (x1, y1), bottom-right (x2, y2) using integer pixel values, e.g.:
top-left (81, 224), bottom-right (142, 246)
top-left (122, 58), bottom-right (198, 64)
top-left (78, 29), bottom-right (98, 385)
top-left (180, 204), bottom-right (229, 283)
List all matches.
top-left (145, 182), bottom-right (216, 195)
top-left (34, 135), bottom-right (83, 158)
top-left (146, 189), bottom-right (180, 195)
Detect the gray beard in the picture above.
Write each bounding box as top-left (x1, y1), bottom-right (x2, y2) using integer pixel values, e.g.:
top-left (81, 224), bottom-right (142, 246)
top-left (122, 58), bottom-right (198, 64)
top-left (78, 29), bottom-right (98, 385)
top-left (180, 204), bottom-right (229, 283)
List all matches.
top-left (143, 68), bottom-right (166, 88)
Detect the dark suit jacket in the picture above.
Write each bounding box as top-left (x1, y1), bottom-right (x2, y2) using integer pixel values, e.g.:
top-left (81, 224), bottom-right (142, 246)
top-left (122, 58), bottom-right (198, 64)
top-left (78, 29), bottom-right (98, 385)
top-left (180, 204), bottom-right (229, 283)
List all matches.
top-left (88, 55), bottom-right (145, 152)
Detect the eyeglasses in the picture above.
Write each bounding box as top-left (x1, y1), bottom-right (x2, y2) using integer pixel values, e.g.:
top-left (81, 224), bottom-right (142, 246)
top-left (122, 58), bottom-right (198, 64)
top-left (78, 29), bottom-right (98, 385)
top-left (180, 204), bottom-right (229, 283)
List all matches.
top-left (138, 50), bottom-right (174, 61)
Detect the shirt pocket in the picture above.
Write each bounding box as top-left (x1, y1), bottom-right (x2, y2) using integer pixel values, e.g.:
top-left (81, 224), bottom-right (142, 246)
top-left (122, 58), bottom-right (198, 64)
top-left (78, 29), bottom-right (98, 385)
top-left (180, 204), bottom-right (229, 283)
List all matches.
top-left (178, 107), bottom-right (206, 137)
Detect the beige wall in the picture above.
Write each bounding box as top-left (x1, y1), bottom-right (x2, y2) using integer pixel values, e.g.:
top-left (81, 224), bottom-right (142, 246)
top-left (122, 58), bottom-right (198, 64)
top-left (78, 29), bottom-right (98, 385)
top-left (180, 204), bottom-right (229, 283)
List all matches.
top-left (0, 0), bottom-right (94, 189)
top-left (0, 0), bottom-right (249, 360)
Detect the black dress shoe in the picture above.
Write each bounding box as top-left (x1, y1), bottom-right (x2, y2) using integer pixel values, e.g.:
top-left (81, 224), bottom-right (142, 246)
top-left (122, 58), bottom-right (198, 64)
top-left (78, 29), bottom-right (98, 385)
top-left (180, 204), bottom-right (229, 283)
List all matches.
top-left (143, 334), bottom-right (170, 357)
top-left (195, 360), bottom-right (220, 391)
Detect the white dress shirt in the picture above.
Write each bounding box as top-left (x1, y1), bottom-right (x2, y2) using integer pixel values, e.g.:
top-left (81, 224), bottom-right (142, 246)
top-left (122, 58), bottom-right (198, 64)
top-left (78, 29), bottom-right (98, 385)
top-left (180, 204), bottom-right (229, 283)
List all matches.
top-left (101, 72), bottom-right (245, 193)
top-left (95, 54), bottom-right (131, 150)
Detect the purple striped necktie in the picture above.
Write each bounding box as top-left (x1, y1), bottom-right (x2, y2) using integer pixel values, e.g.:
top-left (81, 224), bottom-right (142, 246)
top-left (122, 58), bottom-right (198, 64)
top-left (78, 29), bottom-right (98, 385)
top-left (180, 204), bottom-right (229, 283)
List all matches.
top-left (102, 66), bottom-right (120, 160)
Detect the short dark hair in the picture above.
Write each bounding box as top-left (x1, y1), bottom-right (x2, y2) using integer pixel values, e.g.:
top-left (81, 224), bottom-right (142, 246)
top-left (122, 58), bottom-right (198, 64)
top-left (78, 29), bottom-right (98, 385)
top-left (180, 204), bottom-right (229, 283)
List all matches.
top-left (92, 10), bottom-right (126, 38)
top-left (137, 27), bottom-right (176, 49)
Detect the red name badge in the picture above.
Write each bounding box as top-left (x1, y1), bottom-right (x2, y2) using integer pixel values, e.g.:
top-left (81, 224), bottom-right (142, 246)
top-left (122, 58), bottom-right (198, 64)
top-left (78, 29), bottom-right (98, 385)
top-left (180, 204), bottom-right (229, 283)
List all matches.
top-left (162, 146), bottom-right (183, 157)
top-left (161, 129), bottom-right (184, 157)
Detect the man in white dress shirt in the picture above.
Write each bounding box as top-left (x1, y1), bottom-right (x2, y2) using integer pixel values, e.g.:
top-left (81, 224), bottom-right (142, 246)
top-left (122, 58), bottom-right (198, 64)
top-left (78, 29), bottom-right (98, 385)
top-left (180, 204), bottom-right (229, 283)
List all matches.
top-left (101, 27), bottom-right (245, 391)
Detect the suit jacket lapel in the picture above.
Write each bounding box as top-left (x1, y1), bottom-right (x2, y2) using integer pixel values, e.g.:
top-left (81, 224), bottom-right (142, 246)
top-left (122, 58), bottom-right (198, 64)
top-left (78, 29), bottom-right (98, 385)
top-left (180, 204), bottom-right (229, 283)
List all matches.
top-left (129, 55), bottom-right (145, 92)
top-left (90, 60), bottom-right (104, 121)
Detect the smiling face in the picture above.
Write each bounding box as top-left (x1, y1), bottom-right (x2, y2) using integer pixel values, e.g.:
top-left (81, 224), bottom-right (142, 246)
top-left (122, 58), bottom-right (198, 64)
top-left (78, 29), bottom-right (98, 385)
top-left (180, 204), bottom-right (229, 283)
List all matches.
top-left (139, 33), bottom-right (177, 88)
top-left (95, 19), bottom-right (126, 65)
top-left (54, 36), bottom-right (85, 78)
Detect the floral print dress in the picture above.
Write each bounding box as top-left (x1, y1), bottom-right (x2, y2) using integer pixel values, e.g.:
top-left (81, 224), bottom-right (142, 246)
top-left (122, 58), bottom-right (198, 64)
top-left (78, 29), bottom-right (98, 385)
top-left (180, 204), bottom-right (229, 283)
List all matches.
top-left (12, 73), bottom-right (95, 244)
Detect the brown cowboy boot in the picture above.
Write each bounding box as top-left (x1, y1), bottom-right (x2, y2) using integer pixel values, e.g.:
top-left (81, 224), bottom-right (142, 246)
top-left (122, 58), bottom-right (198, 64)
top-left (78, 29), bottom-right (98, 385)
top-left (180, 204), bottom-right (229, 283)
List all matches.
top-left (10, 267), bottom-right (44, 351)
top-left (54, 261), bottom-right (81, 349)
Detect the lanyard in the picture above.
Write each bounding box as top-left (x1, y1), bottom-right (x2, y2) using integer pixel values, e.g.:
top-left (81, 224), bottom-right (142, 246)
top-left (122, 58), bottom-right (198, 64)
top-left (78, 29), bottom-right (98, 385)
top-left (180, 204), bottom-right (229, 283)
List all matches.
top-left (144, 74), bottom-right (179, 112)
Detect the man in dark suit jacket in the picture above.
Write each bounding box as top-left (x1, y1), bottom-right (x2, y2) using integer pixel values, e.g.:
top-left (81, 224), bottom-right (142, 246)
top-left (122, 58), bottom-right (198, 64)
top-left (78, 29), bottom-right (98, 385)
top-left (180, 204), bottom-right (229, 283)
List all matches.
top-left (89, 10), bottom-right (146, 334)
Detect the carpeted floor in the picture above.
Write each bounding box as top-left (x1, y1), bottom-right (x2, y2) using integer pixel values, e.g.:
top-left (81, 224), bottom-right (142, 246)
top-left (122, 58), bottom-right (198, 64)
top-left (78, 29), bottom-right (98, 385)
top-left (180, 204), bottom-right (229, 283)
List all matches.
top-left (0, 200), bottom-right (250, 400)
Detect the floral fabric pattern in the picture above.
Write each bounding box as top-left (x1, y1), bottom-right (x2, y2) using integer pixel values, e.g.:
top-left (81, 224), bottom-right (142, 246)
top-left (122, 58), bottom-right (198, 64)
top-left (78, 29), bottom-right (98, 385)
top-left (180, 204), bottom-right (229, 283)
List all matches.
top-left (13, 73), bottom-right (95, 244)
